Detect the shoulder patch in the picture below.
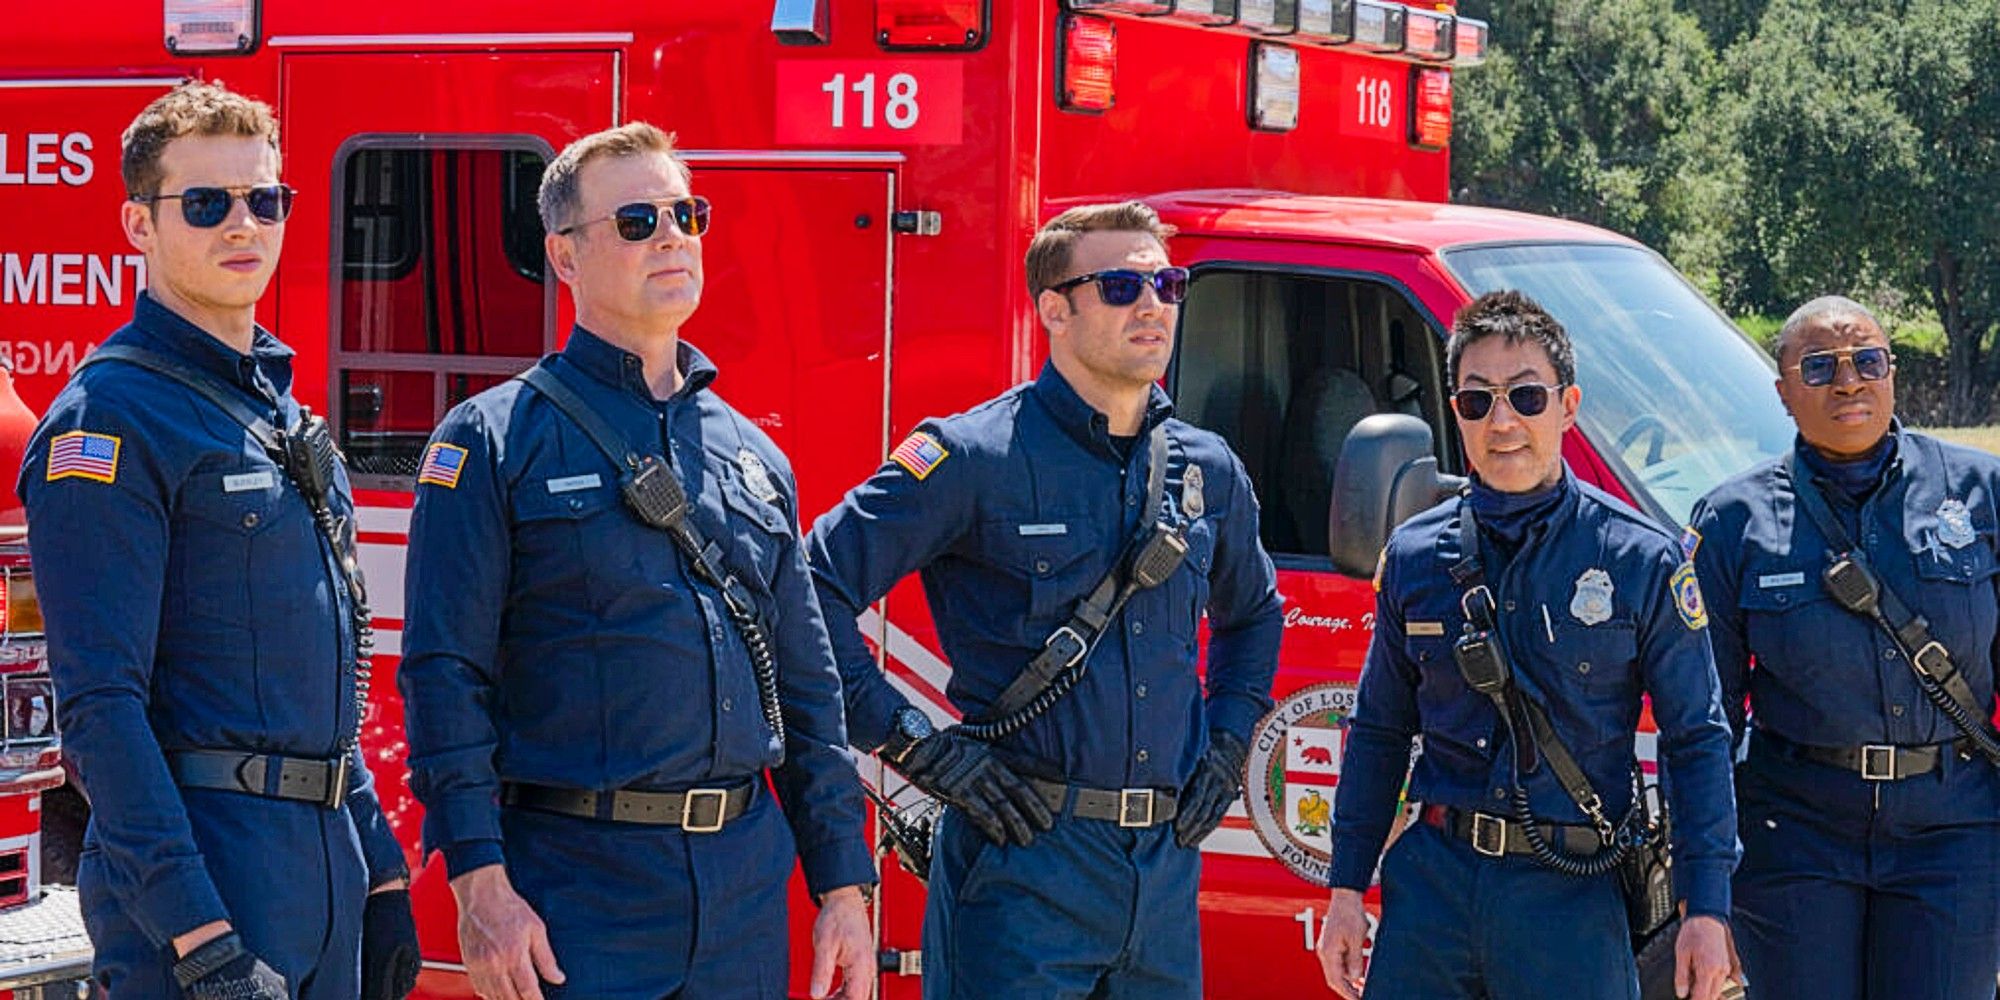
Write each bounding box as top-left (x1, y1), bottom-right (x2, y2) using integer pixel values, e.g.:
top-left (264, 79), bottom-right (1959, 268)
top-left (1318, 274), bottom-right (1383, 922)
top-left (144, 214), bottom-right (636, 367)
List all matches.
top-left (417, 442), bottom-right (469, 489)
top-left (1679, 525), bottom-right (1701, 561)
top-left (1671, 562), bottom-right (1708, 631)
top-left (889, 431), bottom-right (949, 481)
top-left (46, 430), bottom-right (121, 484)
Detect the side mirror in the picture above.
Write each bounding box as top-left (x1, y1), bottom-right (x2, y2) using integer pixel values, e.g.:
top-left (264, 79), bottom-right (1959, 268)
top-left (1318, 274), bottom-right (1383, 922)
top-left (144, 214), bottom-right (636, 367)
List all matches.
top-left (1327, 414), bottom-right (1466, 577)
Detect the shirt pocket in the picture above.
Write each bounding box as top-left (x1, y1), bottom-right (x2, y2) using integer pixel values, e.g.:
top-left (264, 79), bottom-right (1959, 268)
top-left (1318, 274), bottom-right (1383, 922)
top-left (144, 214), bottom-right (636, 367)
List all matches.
top-left (1406, 633), bottom-right (1496, 762)
top-left (510, 480), bottom-right (629, 605)
top-left (719, 474), bottom-right (790, 588)
top-left (1912, 542), bottom-right (2000, 658)
top-left (1738, 561), bottom-right (1841, 684)
top-left (978, 518), bottom-right (1102, 632)
top-left (1546, 620), bottom-right (1640, 749)
top-left (1166, 514), bottom-right (1219, 641)
top-left (174, 468), bottom-right (307, 625)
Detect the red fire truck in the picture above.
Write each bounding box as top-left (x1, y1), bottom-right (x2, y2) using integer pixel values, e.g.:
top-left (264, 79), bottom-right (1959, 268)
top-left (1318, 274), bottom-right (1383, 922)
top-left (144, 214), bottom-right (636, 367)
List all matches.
top-left (1, 1), bottom-right (1801, 996)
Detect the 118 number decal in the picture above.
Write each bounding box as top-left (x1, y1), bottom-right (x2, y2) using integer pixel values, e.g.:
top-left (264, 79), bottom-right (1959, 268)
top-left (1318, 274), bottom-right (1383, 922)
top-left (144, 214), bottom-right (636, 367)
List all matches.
top-left (821, 72), bottom-right (921, 130)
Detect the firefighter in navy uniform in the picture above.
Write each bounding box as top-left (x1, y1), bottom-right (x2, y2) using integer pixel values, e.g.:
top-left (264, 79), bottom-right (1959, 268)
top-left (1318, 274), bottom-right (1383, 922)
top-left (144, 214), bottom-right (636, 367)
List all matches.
top-left (19, 82), bottom-right (418, 1000)
top-left (1315, 292), bottom-right (1740, 1000)
top-left (1689, 296), bottom-right (2000, 1000)
top-left (398, 123), bottom-right (876, 1000)
top-left (806, 201), bottom-right (1285, 999)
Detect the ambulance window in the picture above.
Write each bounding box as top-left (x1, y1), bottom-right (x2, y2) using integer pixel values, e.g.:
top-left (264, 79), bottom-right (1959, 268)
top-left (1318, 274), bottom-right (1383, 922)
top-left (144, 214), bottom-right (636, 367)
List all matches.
top-left (330, 139), bottom-right (556, 485)
top-left (1173, 268), bottom-right (1454, 564)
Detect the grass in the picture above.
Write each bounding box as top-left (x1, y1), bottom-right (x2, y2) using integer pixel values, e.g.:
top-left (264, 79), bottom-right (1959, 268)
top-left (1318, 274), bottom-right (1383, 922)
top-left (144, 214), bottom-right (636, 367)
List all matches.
top-left (1917, 426), bottom-right (2000, 456)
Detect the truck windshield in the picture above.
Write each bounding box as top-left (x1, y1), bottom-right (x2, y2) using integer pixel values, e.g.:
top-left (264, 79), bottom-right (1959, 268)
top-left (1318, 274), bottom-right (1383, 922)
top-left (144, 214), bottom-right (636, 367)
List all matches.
top-left (1442, 242), bottom-right (1795, 526)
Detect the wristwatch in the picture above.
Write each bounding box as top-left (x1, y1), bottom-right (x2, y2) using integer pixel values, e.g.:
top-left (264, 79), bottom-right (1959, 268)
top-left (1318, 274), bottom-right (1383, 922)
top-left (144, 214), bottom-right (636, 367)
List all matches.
top-left (882, 705), bottom-right (935, 765)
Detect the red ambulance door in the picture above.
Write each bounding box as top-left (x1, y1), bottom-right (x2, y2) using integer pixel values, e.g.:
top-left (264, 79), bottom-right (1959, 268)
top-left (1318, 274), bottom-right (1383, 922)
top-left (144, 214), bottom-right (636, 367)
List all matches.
top-left (272, 49), bottom-right (614, 995)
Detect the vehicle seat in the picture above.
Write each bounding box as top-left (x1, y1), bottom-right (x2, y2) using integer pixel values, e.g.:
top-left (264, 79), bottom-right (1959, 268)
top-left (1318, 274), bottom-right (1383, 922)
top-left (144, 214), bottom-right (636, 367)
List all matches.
top-left (1280, 367), bottom-right (1380, 558)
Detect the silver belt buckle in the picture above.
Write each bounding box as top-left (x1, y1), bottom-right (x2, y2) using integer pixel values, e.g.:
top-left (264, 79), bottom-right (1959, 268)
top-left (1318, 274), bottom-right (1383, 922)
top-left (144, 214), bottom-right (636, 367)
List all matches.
top-left (1860, 744), bottom-right (1898, 781)
top-left (1045, 626), bottom-right (1089, 668)
top-left (1118, 789), bottom-right (1156, 828)
top-left (681, 788), bottom-right (730, 833)
top-left (323, 755), bottom-right (351, 809)
top-left (1470, 812), bottom-right (1508, 857)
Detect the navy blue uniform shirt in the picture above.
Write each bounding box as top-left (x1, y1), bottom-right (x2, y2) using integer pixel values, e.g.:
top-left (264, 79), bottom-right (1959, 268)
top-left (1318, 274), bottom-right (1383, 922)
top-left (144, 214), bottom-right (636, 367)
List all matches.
top-left (1331, 471), bottom-right (1739, 918)
top-left (398, 328), bottom-right (871, 895)
top-left (1691, 428), bottom-right (2000, 755)
top-left (19, 293), bottom-right (406, 948)
top-left (805, 362), bottom-right (1284, 789)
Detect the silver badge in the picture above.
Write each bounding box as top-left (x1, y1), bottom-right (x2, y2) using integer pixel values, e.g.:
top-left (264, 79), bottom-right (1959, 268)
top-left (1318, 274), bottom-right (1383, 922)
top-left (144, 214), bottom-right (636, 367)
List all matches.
top-left (1937, 498), bottom-right (1976, 549)
top-left (737, 449), bottom-right (779, 503)
top-left (1181, 462), bottom-right (1206, 519)
top-left (1570, 568), bottom-right (1615, 626)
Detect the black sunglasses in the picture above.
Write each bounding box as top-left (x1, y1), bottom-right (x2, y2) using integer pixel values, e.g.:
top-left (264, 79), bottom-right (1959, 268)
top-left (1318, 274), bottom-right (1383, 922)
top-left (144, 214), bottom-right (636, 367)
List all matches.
top-left (1049, 267), bottom-right (1190, 306)
top-left (558, 196), bottom-right (711, 242)
top-left (1789, 345), bottom-right (1893, 387)
top-left (132, 184), bottom-right (295, 228)
top-left (1453, 382), bottom-right (1568, 421)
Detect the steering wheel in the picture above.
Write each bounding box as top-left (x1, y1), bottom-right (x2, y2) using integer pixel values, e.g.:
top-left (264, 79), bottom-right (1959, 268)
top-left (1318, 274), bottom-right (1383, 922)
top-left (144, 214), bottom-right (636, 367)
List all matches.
top-left (1616, 415), bottom-right (1668, 467)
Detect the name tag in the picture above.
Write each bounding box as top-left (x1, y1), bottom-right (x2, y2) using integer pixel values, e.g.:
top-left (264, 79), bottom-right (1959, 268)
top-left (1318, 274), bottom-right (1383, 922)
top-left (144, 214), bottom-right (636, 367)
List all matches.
top-left (1407, 621), bottom-right (1446, 636)
top-left (546, 474), bottom-right (603, 495)
top-left (1758, 572), bottom-right (1806, 589)
top-left (1018, 523), bottom-right (1068, 537)
top-left (222, 471), bottom-right (275, 493)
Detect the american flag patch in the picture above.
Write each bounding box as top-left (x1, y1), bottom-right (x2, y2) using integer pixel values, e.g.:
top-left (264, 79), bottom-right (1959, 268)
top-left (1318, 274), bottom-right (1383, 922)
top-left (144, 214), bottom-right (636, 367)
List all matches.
top-left (46, 430), bottom-right (121, 484)
top-left (417, 443), bottom-right (469, 489)
top-left (889, 431), bottom-right (949, 481)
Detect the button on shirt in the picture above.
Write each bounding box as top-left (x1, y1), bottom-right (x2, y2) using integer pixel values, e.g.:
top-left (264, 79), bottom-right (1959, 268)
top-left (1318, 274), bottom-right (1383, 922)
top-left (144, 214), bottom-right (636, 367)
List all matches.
top-left (398, 328), bottom-right (870, 894)
top-left (18, 293), bottom-right (405, 948)
top-left (806, 363), bottom-right (1284, 790)
top-left (1331, 472), bottom-right (1739, 918)
top-left (1691, 429), bottom-right (2000, 752)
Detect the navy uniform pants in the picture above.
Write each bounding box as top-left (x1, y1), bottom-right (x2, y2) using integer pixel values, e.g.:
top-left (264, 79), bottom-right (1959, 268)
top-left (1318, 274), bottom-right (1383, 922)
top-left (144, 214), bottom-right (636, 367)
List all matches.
top-left (921, 801), bottom-right (1202, 999)
top-left (1364, 821), bottom-right (1639, 1000)
top-left (82, 790), bottom-right (368, 999)
top-left (1734, 738), bottom-right (2000, 1000)
top-left (502, 782), bottom-right (795, 1000)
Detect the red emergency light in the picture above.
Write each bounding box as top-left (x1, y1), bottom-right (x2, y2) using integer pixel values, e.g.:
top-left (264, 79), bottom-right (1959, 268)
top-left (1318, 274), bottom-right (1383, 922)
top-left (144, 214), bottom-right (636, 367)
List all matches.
top-left (1454, 17), bottom-right (1490, 65)
top-left (1409, 66), bottom-right (1451, 149)
top-left (1060, 14), bottom-right (1119, 113)
top-left (875, 0), bottom-right (987, 50)
top-left (1404, 7), bottom-right (1454, 61)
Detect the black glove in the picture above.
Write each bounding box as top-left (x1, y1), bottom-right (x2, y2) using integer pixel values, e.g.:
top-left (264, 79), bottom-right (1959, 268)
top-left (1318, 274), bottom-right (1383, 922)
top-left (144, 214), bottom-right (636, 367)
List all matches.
top-left (1174, 730), bottom-right (1249, 848)
top-left (173, 932), bottom-right (289, 1000)
top-left (361, 887), bottom-right (422, 1000)
top-left (895, 727), bottom-right (1055, 847)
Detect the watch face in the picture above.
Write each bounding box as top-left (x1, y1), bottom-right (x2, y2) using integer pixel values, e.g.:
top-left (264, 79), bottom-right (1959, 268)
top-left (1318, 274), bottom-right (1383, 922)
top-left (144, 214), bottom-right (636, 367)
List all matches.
top-left (899, 708), bottom-right (934, 741)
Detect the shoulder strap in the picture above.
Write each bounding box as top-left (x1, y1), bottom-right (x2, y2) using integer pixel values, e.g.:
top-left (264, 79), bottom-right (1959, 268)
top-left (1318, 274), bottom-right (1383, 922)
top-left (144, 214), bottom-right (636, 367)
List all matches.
top-left (82, 345), bottom-right (285, 451)
top-left (1454, 499), bottom-right (1618, 840)
top-left (1786, 452), bottom-right (2000, 761)
top-left (516, 364), bottom-right (642, 471)
top-left (979, 424), bottom-right (1175, 724)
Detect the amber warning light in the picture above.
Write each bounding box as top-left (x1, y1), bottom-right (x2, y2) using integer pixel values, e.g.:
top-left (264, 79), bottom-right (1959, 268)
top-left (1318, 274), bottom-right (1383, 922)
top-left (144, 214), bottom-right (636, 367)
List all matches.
top-left (1061, 16), bottom-right (1120, 113)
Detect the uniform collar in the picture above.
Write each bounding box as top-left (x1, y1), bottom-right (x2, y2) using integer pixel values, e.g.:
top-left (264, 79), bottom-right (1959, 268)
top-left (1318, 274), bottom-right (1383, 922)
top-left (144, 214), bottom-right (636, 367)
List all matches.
top-left (130, 291), bottom-right (294, 398)
top-left (561, 325), bottom-right (718, 403)
top-left (1029, 361), bottom-right (1175, 456)
top-left (1465, 466), bottom-right (1578, 550)
top-left (1793, 420), bottom-right (1903, 504)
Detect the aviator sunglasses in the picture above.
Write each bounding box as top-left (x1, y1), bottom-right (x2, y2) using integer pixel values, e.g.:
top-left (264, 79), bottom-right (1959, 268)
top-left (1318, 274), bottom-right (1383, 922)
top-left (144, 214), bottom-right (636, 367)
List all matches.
top-left (1788, 345), bottom-right (1893, 387)
top-left (131, 184), bottom-right (296, 228)
top-left (557, 196), bottom-right (712, 242)
top-left (1049, 267), bottom-right (1191, 306)
top-left (1452, 382), bottom-right (1568, 421)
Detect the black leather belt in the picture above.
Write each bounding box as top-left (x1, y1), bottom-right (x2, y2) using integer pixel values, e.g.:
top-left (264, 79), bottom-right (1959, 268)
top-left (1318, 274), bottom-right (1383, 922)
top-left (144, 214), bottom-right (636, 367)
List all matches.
top-left (1028, 778), bottom-right (1179, 828)
top-left (501, 781), bottom-right (752, 832)
top-left (1758, 731), bottom-right (1958, 781)
top-left (1420, 804), bottom-right (1607, 859)
top-left (168, 749), bottom-right (351, 809)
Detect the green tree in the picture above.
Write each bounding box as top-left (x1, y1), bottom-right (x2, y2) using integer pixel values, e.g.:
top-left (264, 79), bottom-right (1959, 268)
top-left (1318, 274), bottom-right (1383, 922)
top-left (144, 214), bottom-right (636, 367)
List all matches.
top-left (1728, 0), bottom-right (2000, 423)
top-left (1453, 0), bottom-right (1737, 291)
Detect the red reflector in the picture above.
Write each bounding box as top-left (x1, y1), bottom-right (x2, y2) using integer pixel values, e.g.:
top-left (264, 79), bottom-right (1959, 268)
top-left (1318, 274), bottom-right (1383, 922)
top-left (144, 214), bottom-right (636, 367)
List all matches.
top-left (1410, 67), bottom-right (1452, 150)
top-left (1060, 15), bottom-right (1119, 113)
top-left (0, 575), bottom-right (11, 635)
top-left (876, 0), bottom-right (987, 50)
